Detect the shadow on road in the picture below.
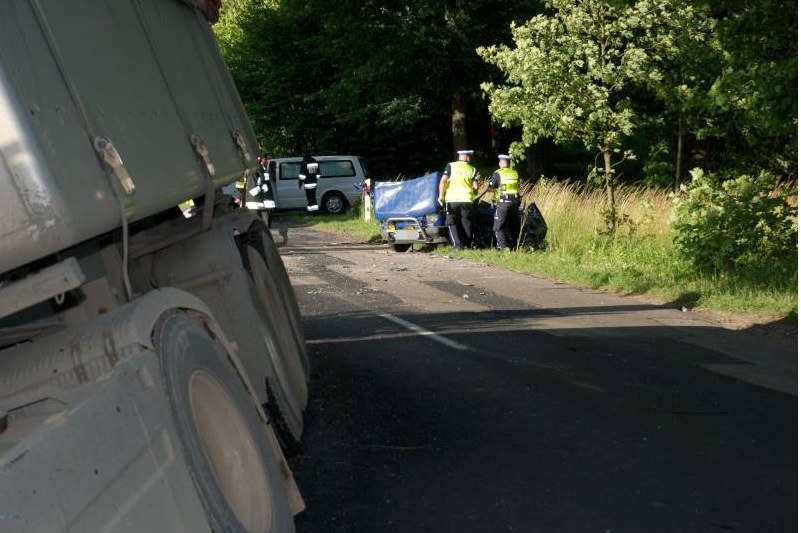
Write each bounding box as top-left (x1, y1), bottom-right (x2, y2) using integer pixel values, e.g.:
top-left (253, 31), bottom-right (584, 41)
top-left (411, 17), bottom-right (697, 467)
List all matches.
top-left (291, 306), bottom-right (797, 533)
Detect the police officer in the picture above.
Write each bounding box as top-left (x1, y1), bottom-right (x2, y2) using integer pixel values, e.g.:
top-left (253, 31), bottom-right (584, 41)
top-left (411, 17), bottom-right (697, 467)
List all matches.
top-left (488, 154), bottom-right (520, 250)
top-left (298, 152), bottom-right (320, 212)
top-left (438, 149), bottom-right (479, 249)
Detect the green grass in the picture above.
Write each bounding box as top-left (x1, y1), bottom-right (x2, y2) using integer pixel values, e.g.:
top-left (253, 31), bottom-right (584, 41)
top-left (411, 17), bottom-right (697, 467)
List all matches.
top-left (281, 181), bottom-right (798, 320)
top-left (278, 208), bottom-right (383, 242)
top-left (453, 243), bottom-right (796, 317)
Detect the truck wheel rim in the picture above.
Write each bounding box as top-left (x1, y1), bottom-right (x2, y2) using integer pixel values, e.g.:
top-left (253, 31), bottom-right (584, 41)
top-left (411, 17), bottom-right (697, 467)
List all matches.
top-left (189, 369), bottom-right (273, 531)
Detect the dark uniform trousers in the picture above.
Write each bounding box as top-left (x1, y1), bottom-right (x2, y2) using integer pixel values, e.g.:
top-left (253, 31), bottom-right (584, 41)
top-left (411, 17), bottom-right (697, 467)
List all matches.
top-left (304, 179), bottom-right (318, 207)
top-left (445, 202), bottom-right (473, 248)
top-left (493, 198), bottom-right (519, 249)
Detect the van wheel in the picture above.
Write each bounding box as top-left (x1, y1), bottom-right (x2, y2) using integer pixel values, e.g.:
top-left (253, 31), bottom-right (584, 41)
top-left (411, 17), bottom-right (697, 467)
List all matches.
top-left (154, 311), bottom-right (295, 533)
top-left (390, 243), bottom-right (412, 253)
top-left (322, 191), bottom-right (348, 214)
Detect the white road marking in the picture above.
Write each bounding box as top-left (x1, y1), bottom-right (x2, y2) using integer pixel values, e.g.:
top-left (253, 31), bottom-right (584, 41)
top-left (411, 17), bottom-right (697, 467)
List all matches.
top-left (377, 313), bottom-right (470, 351)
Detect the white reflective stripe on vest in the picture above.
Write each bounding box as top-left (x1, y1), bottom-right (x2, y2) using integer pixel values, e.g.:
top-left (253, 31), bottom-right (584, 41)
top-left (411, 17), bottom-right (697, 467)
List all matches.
top-left (303, 183), bottom-right (317, 190)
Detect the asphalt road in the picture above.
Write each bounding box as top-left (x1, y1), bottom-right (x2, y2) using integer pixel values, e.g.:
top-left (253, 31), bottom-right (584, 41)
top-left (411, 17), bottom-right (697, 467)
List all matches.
top-left (275, 222), bottom-right (797, 533)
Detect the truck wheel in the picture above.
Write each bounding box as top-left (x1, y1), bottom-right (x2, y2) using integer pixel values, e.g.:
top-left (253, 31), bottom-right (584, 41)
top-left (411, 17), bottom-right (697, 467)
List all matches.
top-left (250, 228), bottom-right (309, 382)
top-left (390, 243), bottom-right (412, 253)
top-left (243, 243), bottom-right (308, 453)
top-left (154, 311), bottom-right (295, 533)
top-left (322, 191), bottom-right (348, 214)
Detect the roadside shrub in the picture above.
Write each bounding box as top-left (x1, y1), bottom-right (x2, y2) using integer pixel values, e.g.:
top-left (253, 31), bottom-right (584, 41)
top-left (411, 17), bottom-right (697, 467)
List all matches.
top-left (670, 169), bottom-right (798, 279)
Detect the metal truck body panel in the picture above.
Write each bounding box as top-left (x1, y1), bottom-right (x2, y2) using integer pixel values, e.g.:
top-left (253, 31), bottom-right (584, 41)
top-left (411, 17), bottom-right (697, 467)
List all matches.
top-left (0, 0), bottom-right (257, 275)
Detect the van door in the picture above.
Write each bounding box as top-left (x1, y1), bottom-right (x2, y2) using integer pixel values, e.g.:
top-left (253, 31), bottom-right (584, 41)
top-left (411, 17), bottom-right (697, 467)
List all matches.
top-left (276, 161), bottom-right (304, 208)
top-left (316, 159), bottom-right (361, 211)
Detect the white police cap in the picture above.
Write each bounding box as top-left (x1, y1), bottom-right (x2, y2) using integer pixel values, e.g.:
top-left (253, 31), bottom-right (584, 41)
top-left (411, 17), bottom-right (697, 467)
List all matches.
top-left (498, 154), bottom-right (511, 160)
top-left (456, 150), bottom-right (474, 156)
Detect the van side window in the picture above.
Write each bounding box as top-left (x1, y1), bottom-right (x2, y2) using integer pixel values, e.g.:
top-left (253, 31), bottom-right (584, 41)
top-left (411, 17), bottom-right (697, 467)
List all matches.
top-left (279, 162), bottom-right (301, 180)
top-left (320, 160), bottom-right (355, 178)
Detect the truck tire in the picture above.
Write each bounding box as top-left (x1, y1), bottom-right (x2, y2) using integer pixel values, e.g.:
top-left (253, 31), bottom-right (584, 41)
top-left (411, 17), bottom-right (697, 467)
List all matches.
top-left (241, 240), bottom-right (308, 453)
top-left (250, 227), bottom-right (309, 382)
top-left (154, 311), bottom-right (295, 533)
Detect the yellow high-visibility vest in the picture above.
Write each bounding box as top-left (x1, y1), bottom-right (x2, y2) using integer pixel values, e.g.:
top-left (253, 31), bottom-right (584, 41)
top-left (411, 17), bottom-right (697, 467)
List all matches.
top-left (444, 161), bottom-right (476, 203)
top-left (495, 167), bottom-right (519, 200)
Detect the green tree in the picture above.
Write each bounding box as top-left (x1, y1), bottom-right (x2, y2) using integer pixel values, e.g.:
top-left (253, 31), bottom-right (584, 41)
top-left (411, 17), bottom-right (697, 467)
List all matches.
top-left (698, 0), bottom-right (798, 178)
top-left (642, 6), bottom-right (717, 189)
top-left (213, 0), bottom-right (295, 155)
top-left (479, 0), bottom-right (701, 232)
top-left (214, 0), bottom-right (543, 176)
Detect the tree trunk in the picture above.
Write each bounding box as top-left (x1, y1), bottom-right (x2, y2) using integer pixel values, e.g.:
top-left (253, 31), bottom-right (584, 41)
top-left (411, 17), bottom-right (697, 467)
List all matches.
top-left (451, 91), bottom-right (468, 153)
top-left (603, 147), bottom-right (616, 234)
top-left (674, 111), bottom-right (685, 191)
top-left (490, 120), bottom-right (500, 154)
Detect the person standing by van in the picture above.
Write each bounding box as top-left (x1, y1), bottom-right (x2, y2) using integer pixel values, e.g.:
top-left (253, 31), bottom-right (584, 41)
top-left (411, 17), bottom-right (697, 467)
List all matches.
top-left (298, 152), bottom-right (320, 212)
top-left (248, 154), bottom-right (276, 210)
top-left (438, 149), bottom-right (479, 249)
top-left (489, 154), bottom-right (520, 250)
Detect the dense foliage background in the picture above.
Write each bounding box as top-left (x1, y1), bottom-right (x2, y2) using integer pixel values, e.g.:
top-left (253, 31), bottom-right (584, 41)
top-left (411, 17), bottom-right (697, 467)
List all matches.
top-left (214, 0), bottom-right (796, 184)
top-left (214, 0), bottom-right (796, 314)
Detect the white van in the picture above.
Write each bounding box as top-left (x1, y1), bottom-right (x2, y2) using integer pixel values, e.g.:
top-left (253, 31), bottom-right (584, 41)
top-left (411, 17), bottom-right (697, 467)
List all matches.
top-left (267, 155), bottom-right (368, 214)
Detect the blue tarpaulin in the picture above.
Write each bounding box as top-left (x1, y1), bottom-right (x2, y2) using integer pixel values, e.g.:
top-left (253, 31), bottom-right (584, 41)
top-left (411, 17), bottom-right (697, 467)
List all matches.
top-left (373, 172), bottom-right (442, 220)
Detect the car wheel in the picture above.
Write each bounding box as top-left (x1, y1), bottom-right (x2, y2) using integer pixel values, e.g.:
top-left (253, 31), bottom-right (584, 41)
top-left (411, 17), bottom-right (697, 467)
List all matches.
top-left (322, 191), bottom-right (348, 214)
top-left (154, 310), bottom-right (295, 532)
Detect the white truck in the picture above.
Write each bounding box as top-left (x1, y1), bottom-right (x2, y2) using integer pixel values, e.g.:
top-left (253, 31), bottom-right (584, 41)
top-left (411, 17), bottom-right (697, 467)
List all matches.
top-left (0, 1), bottom-right (307, 530)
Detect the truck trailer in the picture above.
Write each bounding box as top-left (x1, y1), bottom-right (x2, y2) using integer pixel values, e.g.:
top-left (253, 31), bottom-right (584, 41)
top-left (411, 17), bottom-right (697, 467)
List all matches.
top-left (0, 1), bottom-right (306, 530)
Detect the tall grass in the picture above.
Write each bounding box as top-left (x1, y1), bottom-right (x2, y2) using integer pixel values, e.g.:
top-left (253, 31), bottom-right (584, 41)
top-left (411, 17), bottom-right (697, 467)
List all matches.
top-left (466, 179), bottom-right (797, 318)
top-left (524, 179), bottom-right (674, 240)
